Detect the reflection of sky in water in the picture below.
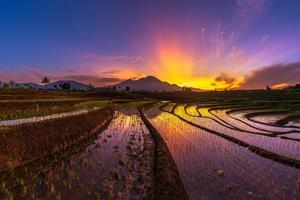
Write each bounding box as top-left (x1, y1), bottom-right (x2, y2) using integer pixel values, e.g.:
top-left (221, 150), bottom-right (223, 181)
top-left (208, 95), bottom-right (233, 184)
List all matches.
top-left (146, 105), bottom-right (300, 200)
top-left (176, 105), bottom-right (300, 160)
top-left (0, 111), bottom-right (154, 200)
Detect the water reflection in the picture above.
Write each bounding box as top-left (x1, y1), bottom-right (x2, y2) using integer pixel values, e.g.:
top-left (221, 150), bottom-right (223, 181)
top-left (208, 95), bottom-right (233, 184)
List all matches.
top-left (176, 105), bottom-right (300, 160)
top-left (0, 109), bottom-right (154, 200)
top-left (146, 105), bottom-right (300, 200)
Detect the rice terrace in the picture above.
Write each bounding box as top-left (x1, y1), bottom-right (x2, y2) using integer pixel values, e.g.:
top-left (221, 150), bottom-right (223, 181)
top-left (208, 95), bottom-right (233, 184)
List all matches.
top-left (0, 88), bottom-right (299, 200)
top-left (1, 0), bottom-right (300, 199)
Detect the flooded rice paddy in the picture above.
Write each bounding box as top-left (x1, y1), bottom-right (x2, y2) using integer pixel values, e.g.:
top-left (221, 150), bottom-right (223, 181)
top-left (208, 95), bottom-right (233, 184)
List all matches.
top-left (0, 108), bottom-right (154, 200)
top-left (1, 101), bottom-right (300, 200)
top-left (146, 103), bottom-right (300, 200)
top-left (175, 104), bottom-right (300, 160)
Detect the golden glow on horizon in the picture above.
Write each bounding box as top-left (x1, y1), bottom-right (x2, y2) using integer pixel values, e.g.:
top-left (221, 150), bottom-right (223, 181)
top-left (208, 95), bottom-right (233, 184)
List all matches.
top-left (154, 43), bottom-right (194, 85)
top-left (151, 41), bottom-right (243, 90)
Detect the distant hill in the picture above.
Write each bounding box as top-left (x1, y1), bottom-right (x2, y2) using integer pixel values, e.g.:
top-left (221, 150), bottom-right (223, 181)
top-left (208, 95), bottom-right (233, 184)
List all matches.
top-left (115, 76), bottom-right (196, 92)
top-left (18, 82), bottom-right (43, 89)
top-left (0, 80), bottom-right (91, 90)
top-left (43, 80), bottom-right (91, 90)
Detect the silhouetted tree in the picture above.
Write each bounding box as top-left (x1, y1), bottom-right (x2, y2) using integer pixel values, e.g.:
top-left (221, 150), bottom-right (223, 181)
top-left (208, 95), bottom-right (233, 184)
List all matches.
top-left (112, 85), bottom-right (117, 91)
top-left (294, 84), bottom-right (300, 90)
top-left (42, 77), bottom-right (50, 84)
top-left (125, 86), bottom-right (131, 91)
top-left (266, 85), bottom-right (271, 90)
top-left (9, 80), bottom-right (15, 86)
top-left (2, 83), bottom-right (9, 89)
top-left (88, 84), bottom-right (94, 90)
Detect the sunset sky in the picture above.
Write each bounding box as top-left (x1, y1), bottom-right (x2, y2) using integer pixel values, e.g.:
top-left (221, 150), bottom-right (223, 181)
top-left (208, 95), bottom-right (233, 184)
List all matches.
top-left (0, 0), bottom-right (300, 90)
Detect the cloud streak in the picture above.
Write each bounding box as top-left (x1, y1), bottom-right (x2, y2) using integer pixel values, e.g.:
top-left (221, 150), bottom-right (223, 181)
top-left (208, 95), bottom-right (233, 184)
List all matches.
top-left (81, 53), bottom-right (147, 64)
top-left (235, 0), bottom-right (270, 30)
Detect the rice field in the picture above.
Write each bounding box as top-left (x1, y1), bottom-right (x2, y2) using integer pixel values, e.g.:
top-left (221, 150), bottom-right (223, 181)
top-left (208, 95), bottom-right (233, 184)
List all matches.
top-left (146, 103), bottom-right (300, 199)
top-left (0, 92), bottom-right (300, 200)
top-left (0, 111), bottom-right (154, 199)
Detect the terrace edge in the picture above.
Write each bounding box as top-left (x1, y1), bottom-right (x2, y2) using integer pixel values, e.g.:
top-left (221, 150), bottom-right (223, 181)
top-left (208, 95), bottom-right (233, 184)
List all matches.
top-left (138, 102), bottom-right (190, 200)
top-left (0, 105), bottom-right (115, 172)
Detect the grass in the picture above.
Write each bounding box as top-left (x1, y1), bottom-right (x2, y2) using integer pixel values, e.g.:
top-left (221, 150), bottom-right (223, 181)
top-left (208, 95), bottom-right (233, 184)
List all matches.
top-left (75, 100), bottom-right (111, 110)
top-left (0, 100), bottom-right (111, 121)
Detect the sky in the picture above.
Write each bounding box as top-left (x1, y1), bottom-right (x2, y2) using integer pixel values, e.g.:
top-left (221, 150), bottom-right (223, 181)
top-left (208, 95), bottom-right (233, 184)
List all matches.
top-left (0, 0), bottom-right (300, 90)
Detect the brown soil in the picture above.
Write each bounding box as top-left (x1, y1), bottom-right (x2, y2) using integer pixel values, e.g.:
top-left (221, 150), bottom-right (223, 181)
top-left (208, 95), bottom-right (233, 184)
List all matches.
top-left (0, 105), bottom-right (114, 172)
top-left (138, 103), bottom-right (189, 200)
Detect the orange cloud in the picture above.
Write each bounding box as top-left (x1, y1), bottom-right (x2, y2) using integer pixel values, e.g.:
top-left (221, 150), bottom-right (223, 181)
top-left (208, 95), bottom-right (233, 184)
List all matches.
top-left (271, 83), bottom-right (289, 90)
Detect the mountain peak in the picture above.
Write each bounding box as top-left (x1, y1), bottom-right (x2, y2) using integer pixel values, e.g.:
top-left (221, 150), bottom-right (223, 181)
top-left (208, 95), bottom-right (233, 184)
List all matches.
top-left (137, 76), bottom-right (162, 83)
top-left (140, 76), bottom-right (160, 81)
top-left (115, 75), bottom-right (181, 92)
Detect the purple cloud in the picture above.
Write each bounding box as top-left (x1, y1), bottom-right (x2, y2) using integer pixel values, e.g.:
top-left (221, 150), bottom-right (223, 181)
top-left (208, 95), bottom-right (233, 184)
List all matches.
top-left (242, 61), bottom-right (300, 89)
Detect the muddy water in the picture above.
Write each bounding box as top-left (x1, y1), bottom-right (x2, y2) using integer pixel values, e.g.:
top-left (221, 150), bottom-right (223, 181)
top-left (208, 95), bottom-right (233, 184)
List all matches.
top-left (249, 111), bottom-right (300, 128)
top-left (195, 106), bottom-right (237, 129)
top-left (0, 110), bottom-right (154, 200)
top-left (287, 121), bottom-right (300, 127)
top-left (229, 111), bottom-right (300, 132)
top-left (282, 133), bottom-right (300, 140)
top-left (175, 105), bottom-right (300, 160)
top-left (209, 109), bottom-right (274, 134)
top-left (251, 113), bottom-right (290, 124)
top-left (146, 105), bottom-right (300, 200)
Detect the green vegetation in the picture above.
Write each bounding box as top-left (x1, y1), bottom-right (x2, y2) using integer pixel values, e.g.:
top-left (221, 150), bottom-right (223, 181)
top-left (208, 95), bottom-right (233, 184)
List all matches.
top-left (0, 100), bottom-right (111, 121)
top-left (75, 100), bottom-right (111, 110)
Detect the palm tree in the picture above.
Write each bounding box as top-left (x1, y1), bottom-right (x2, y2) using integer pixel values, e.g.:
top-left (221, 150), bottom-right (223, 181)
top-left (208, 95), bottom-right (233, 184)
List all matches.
top-left (41, 77), bottom-right (50, 84)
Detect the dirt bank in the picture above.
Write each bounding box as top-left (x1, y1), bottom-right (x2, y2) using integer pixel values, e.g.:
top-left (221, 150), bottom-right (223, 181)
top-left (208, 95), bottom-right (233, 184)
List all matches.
top-left (138, 103), bottom-right (189, 200)
top-left (0, 105), bottom-right (114, 172)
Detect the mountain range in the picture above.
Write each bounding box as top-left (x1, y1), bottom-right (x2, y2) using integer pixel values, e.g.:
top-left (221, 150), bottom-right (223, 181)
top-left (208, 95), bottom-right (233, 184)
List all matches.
top-left (0, 80), bottom-right (90, 90)
top-left (115, 76), bottom-right (197, 92)
top-left (0, 76), bottom-right (200, 92)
